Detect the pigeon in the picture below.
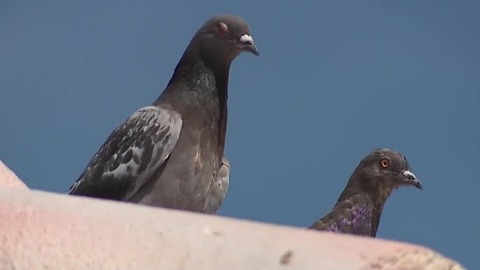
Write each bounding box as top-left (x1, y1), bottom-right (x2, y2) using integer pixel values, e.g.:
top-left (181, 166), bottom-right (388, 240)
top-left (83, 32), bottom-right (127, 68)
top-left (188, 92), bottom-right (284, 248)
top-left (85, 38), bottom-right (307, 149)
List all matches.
top-left (68, 15), bottom-right (258, 213)
top-left (309, 148), bottom-right (423, 237)
top-left (203, 156), bottom-right (230, 214)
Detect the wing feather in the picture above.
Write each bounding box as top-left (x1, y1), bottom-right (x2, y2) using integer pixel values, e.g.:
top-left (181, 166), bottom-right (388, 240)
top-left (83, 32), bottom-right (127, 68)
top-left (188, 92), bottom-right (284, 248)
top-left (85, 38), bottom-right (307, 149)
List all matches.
top-left (202, 157), bottom-right (230, 214)
top-left (69, 105), bottom-right (182, 201)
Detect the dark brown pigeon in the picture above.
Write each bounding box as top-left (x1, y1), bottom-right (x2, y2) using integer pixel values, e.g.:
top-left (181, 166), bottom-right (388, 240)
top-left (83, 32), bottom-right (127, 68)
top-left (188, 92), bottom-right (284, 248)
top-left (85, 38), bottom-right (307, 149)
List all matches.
top-left (309, 148), bottom-right (423, 237)
top-left (68, 15), bottom-right (258, 214)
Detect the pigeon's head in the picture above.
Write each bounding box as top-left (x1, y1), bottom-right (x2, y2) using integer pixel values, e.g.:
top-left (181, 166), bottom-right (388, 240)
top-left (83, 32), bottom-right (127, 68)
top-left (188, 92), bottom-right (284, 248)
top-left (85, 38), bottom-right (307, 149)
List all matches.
top-left (192, 15), bottom-right (259, 63)
top-left (354, 149), bottom-right (423, 194)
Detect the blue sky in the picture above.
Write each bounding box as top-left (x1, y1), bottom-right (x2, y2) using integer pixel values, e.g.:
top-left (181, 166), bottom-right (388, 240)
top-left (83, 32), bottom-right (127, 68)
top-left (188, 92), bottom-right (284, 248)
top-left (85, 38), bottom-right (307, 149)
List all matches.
top-left (1, 1), bottom-right (478, 268)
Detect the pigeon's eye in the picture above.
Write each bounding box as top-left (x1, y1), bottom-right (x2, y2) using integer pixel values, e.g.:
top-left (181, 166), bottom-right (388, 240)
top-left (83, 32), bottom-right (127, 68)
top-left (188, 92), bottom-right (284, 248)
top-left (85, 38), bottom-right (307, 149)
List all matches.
top-left (380, 159), bottom-right (390, 168)
top-left (216, 22), bottom-right (229, 34)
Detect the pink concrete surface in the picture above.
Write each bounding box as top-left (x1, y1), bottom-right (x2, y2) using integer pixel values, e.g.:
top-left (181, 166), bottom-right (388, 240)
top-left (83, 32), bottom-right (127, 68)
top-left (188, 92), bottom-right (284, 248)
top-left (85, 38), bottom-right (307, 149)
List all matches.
top-left (0, 162), bottom-right (465, 270)
top-left (0, 161), bottom-right (28, 190)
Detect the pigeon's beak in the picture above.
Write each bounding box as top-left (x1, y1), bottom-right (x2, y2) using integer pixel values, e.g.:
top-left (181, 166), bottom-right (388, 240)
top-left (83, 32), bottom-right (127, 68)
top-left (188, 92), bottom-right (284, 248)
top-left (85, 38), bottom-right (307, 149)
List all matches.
top-left (238, 34), bottom-right (259, 56)
top-left (402, 170), bottom-right (423, 190)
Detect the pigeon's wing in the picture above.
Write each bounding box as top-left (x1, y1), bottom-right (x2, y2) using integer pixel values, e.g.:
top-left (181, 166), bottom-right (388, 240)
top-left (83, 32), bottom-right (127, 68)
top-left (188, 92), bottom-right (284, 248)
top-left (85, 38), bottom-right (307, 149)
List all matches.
top-left (203, 157), bottom-right (230, 214)
top-left (309, 195), bottom-right (375, 237)
top-left (69, 105), bottom-right (183, 201)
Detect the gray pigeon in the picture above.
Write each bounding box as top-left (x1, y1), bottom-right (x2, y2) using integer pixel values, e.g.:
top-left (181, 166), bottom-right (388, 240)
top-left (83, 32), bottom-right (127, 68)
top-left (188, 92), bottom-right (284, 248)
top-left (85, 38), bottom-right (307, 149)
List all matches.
top-left (68, 15), bottom-right (258, 213)
top-left (309, 148), bottom-right (423, 237)
top-left (203, 156), bottom-right (230, 214)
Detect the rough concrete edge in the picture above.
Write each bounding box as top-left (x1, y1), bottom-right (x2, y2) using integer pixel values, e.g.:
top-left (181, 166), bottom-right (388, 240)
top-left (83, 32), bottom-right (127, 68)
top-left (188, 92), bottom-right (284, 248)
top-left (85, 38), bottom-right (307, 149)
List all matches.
top-left (361, 246), bottom-right (466, 270)
top-left (0, 160), bottom-right (28, 189)
top-left (0, 163), bottom-right (466, 270)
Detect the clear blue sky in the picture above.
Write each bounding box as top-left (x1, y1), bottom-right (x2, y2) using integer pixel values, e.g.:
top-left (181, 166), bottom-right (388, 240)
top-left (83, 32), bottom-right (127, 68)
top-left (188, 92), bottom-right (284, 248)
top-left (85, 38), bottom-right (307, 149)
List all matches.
top-left (1, 1), bottom-right (478, 268)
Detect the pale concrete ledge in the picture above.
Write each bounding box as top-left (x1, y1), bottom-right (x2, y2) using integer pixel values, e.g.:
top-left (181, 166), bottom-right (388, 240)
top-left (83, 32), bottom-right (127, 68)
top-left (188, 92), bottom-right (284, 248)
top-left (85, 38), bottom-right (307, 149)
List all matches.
top-left (0, 161), bottom-right (465, 270)
top-left (0, 161), bottom-right (28, 190)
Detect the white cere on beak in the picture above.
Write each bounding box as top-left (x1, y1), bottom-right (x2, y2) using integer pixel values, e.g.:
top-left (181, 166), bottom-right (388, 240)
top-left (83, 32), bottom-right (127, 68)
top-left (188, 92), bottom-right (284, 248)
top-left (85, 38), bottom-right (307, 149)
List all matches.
top-left (402, 170), bottom-right (417, 180)
top-left (239, 34), bottom-right (254, 45)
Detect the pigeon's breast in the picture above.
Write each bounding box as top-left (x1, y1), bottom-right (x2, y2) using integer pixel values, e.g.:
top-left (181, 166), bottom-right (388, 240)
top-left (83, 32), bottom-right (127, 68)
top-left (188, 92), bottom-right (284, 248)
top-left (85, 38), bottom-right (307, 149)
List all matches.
top-left (140, 107), bottom-right (224, 211)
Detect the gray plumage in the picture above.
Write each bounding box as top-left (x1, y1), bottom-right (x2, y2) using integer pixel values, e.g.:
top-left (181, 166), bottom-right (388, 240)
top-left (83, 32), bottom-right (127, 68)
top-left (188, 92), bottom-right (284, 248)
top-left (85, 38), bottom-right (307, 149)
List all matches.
top-left (203, 157), bottom-right (230, 214)
top-left (68, 15), bottom-right (258, 213)
top-left (309, 148), bottom-right (423, 237)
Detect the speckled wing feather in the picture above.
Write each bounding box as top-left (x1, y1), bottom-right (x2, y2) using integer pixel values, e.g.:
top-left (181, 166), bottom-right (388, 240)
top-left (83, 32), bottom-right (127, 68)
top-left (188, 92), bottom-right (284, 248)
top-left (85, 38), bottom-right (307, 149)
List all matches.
top-left (69, 105), bottom-right (182, 201)
top-left (310, 194), bottom-right (375, 237)
top-left (203, 157), bottom-right (230, 214)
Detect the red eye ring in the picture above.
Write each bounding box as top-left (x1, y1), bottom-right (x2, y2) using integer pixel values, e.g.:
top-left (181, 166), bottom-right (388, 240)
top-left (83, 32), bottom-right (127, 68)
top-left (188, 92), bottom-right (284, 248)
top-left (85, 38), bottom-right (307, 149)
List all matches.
top-left (216, 22), bottom-right (228, 34)
top-left (380, 159), bottom-right (390, 168)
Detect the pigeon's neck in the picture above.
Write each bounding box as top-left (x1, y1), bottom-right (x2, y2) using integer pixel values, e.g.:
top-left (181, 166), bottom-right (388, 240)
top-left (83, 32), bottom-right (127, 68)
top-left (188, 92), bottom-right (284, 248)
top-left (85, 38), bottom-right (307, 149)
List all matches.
top-left (165, 45), bottom-right (231, 103)
top-left (159, 46), bottom-right (230, 151)
top-left (336, 174), bottom-right (395, 237)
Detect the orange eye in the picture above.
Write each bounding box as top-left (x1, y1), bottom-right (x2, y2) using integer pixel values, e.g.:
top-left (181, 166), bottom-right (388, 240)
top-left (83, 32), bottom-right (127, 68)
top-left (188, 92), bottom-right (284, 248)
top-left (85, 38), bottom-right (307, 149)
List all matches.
top-left (380, 159), bottom-right (390, 168)
top-left (216, 22), bottom-right (228, 34)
